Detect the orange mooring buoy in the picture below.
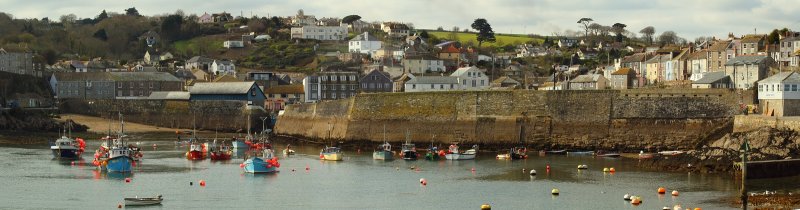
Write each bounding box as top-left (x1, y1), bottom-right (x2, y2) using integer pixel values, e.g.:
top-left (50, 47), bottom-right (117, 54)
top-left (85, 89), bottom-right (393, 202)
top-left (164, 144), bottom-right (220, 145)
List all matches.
top-left (658, 187), bottom-right (666, 194)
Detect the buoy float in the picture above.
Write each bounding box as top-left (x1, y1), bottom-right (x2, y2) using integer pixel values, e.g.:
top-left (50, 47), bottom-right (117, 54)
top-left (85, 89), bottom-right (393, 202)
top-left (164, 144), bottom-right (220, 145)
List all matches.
top-left (118, 203), bottom-right (122, 208)
top-left (663, 207), bottom-right (671, 210)
top-left (623, 194), bottom-right (631, 201)
top-left (239, 163), bottom-right (245, 168)
top-left (694, 208), bottom-right (701, 210)
top-left (609, 167), bottom-right (616, 172)
top-left (577, 164), bottom-right (588, 169)
top-left (529, 169), bottom-right (537, 176)
top-left (71, 161), bottom-right (75, 166)
top-left (319, 154), bottom-right (324, 159)
top-left (124, 178), bottom-right (131, 183)
top-left (522, 168), bottom-right (526, 173)
top-left (471, 167), bottom-right (476, 172)
top-left (292, 168), bottom-right (296, 172)
top-left (631, 196), bottom-right (642, 205)
top-left (673, 204), bottom-right (682, 210)
top-left (603, 167), bottom-right (610, 172)
top-left (551, 188), bottom-right (560, 195)
top-left (546, 164), bottom-right (551, 170)
top-left (672, 190), bottom-right (679, 196)
top-left (419, 178), bottom-right (427, 186)
top-left (199, 180), bottom-right (206, 187)
top-left (658, 187), bottom-right (667, 194)
top-left (480, 203), bottom-right (492, 210)
top-left (306, 164), bottom-right (310, 171)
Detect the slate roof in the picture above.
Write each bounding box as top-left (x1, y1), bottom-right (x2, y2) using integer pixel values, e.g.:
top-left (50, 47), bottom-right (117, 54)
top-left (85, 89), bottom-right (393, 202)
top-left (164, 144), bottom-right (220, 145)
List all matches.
top-left (52, 72), bottom-right (112, 81)
top-left (350, 32), bottom-right (379, 41)
top-left (708, 41), bottom-right (730, 52)
top-left (147, 91), bottom-right (190, 100)
top-left (450, 66), bottom-right (481, 77)
top-left (491, 76), bottom-right (520, 85)
top-left (570, 74), bottom-right (603, 83)
top-left (108, 72), bottom-right (182, 82)
top-left (741, 35), bottom-right (765, 43)
top-left (406, 76), bottom-right (458, 84)
top-left (725, 55), bottom-right (771, 66)
top-left (187, 56), bottom-right (213, 63)
top-left (693, 71), bottom-right (729, 84)
top-left (758, 71), bottom-right (800, 84)
top-left (621, 53), bottom-right (648, 63)
top-left (645, 54), bottom-right (672, 63)
top-left (189, 82), bottom-right (258, 95)
top-left (70, 60), bottom-right (86, 69)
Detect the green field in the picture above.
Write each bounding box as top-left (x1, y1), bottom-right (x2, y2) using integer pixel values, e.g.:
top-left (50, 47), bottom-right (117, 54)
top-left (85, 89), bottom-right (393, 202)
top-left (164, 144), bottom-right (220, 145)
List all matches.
top-left (173, 36), bottom-right (225, 56)
top-left (428, 31), bottom-right (542, 47)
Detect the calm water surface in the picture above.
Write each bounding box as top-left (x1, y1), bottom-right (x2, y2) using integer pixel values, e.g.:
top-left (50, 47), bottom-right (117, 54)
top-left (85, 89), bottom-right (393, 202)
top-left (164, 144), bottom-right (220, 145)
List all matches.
top-left (1, 133), bottom-right (797, 209)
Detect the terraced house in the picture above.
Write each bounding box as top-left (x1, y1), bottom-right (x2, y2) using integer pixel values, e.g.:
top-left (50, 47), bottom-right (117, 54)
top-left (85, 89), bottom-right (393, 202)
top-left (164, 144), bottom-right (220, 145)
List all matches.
top-left (50, 72), bottom-right (182, 99)
top-left (302, 71), bottom-right (359, 103)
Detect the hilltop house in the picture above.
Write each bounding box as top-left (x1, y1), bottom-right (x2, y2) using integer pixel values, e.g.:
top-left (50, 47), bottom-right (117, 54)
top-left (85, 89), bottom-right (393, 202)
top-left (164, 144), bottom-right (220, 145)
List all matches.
top-left (223, 40), bottom-right (244, 48)
top-left (381, 22), bottom-right (410, 37)
top-left (211, 60), bottom-right (235, 76)
top-left (557, 38), bottom-right (579, 48)
top-left (757, 71), bottom-right (800, 116)
top-left (348, 32), bottom-right (382, 55)
top-left (198, 12), bottom-right (213, 24)
top-left (186, 56), bottom-right (214, 71)
top-left (291, 25), bottom-right (348, 40)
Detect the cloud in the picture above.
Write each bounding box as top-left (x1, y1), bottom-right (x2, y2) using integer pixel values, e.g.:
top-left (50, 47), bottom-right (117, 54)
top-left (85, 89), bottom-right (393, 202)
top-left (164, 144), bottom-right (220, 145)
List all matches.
top-left (0, 0), bottom-right (796, 40)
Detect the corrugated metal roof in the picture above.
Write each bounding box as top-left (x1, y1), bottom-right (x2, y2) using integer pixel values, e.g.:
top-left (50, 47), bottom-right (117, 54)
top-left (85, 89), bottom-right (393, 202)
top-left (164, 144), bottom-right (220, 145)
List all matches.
top-left (109, 72), bottom-right (182, 82)
top-left (189, 81), bottom-right (258, 95)
top-left (406, 76), bottom-right (458, 84)
top-left (693, 71), bottom-right (729, 84)
top-left (148, 91), bottom-right (190, 100)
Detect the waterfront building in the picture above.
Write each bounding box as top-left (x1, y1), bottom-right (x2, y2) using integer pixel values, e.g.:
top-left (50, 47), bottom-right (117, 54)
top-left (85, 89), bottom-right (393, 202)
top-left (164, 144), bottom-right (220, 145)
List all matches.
top-left (609, 68), bottom-right (636, 89)
top-left (757, 71), bottom-right (800, 116)
top-left (264, 85), bottom-right (304, 112)
top-left (404, 76), bottom-right (458, 92)
top-left (0, 48), bottom-right (42, 77)
top-left (359, 69), bottom-right (393, 93)
top-left (691, 71), bottom-right (731, 89)
top-left (402, 55), bottom-right (445, 74)
top-left (568, 74), bottom-right (609, 90)
top-left (49, 72), bottom-right (182, 99)
top-left (110, 72), bottom-right (183, 99)
top-left (450, 66), bottom-right (489, 91)
top-left (189, 81), bottom-right (265, 106)
top-left (302, 71), bottom-right (359, 103)
top-left (779, 37), bottom-right (800, 67)
top-left (724, 55), bottom-right (774, 89)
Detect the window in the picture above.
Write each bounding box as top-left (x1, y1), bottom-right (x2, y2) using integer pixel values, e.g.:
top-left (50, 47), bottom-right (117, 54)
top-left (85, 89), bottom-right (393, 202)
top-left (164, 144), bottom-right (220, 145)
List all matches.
top-left (322, 85), bottom-right (327, 90)
top-left (341, 84), bottom-right (346, 90)
top-left (117, 83), bottom-right (122, 88)
top-left (481, 80), bottom-right (485, 86)
top-left (793, 84), bottom-right (798, 91)
top-left (331, 76), bottom-right (337, 81)
top-left (472, 80), bottom-right (476, 87)
top-left (251, 88), bottom-right (256, 96)
top-left (440, 84), bottom-right (444, 89)
top-left (351, 85), bottom-right (356, 90)
top-left (321, 76), bottom-right (327, 81)
top-left (412, 84), bottom-right (416, 89)
top-left (332, 92), bottom-right (337, 98)
top-left (311, 85), bottom-right (318, 91)
top-left (350, 75), bottom-right (356, 81)
top-left (462, 80), bottom-right (466, 85)
top-left (377, 83), bottom-right (382, 89)
top-left (450, 84), bottom-right (454, 89)
top-left (785, 84), bottom-right (791, 91)
top-left (430, 84), bottom-right (434, 89)
top-left (362, 83), bottom-right (367, 89)
top-left (340, 76), bottom-right (346, 81)
top-left (332, 85), bottom-right (337, 90)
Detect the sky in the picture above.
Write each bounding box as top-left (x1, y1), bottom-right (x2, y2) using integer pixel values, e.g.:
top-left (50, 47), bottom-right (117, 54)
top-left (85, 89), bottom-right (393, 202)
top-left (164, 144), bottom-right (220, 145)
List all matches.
top-left (2, 0), bottom-right (800, 40)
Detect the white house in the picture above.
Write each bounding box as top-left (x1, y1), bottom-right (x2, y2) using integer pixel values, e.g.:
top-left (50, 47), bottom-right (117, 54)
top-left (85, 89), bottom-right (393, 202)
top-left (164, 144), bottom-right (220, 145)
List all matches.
top-left (223, 40), bottom-right (244, 48)
top-left (290, 25), bottom-right (348, 40)
top-left (381, 22), bottom-right (410, 37)
top-left (348, 32), bottom-right (382, 55)
top-left (401, 55), bottom-right (444, 74)
top-left (404, 76), bottom-right (459, 92)
top-left (198, 12), bottom-right (213, 24)
top-left (450, 66), bottom-right (489, 91)
top-left (757, 71), bottom-right (800, 116)
top-left (211, 60), bottom-right (235, 75)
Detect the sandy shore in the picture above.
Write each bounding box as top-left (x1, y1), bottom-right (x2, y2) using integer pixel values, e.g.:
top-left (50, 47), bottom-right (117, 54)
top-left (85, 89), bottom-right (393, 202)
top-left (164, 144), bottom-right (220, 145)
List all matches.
top-left (58, 114), bottom-right (177, 133)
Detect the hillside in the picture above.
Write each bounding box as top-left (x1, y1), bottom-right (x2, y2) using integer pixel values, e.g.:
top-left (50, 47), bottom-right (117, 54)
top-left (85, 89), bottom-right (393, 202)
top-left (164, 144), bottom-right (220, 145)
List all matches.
top-left (428, 31), bottom-right (542, 47)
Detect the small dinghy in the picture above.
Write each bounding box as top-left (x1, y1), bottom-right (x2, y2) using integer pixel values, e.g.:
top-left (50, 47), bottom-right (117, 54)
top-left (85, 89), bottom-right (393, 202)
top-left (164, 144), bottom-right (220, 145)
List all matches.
top-left (124, 195), bottom-right (162, 206)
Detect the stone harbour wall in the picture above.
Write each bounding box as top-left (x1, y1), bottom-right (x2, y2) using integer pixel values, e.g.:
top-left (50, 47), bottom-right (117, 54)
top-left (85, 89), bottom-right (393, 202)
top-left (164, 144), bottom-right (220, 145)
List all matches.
top-left (276, 89), bottom-right (742, 150)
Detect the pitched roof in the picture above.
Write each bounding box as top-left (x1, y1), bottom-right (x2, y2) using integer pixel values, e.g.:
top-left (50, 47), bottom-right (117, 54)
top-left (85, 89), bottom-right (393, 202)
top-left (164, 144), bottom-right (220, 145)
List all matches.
top-left (725, 55), bottom-right (771, 66)
top-left (440, 45), bottom-right (460, 53)
top-left (621, 53), bottom-right (648, 63)
top-left (491, 76), bottom-right (520, 85)
top-left (108, 72), bottom-right (182, 82)
top-left (688, 50), bottom-right (709, 60)
top-left (406, 76), bottom-right (458, 84)
top-left (570, 74), bottom-right (604, 83)
top-left (70, 60), bottom-right (86, 68)
top-left (693, 71), bottom-right (729, 84)
top-left (52, 72), bottom-right (113, 81)
top-left (450, 66), bottom-right (481, 77)
top-left (213, 74), bottom-right (241, 82)
top-left (645, 54), bottom-right (672, 63)
top-left (147, 91), bottom-right (190, 100)
top-left (350, 32), bottom-right (379, 41)
top-left (264, 85), bottom-right (304, 94)
top-left (741, 35), bottom-right (765, 43)
top-left (611, 68), bottom-right (633, 75)
top-left (708, 41), bottom-right (731, 52)
top-left (187, 56), bottom-right (213, 63)
top-left (758, 71), bottom-right (800, 84)
top-left (189, 81), bottom-right (258, 95)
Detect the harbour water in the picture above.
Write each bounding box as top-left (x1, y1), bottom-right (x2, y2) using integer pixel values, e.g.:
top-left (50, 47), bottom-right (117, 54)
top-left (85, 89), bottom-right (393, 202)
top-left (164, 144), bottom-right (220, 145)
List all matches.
top-left (2, 133), bottom-right (798, 209)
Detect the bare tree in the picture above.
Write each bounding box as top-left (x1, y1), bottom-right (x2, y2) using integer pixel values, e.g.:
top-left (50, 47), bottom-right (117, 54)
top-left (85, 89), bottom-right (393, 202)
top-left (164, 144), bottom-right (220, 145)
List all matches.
top-left (639, 26), bottom-right (655, 45)
top-left (657, 31), bottom-right (680, 45)
top-left (577, 18), bottom-right (593, 38)
top-left (588, 23), bottom-right (602, 36)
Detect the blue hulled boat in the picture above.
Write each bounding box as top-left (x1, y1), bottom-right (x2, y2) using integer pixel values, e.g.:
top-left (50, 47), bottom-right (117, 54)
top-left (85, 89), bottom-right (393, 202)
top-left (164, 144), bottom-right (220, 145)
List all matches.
top-left (93, 114), bottom-right (135, 173)
top-left (243, 149), bottom-right (279, 173)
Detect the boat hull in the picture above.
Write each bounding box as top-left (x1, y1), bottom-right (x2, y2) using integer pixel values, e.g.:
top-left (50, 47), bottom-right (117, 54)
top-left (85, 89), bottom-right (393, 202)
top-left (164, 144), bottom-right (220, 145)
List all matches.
top-left (51, 148), bottom-right (81, 159)
top-left (210, 151), bottom-right (232, 160)
top-left (282, 149), bottom-right (295, 156)
top-left (321, 152), bottom-right (343, 161)
top-left (186, 150), bottom-right (205, 160)
top-left (445, 153), bottom-right (476, 160)
top-left (373, 151), bottom-right (393, 160)
top-left (105, 156), bottom-right (134, 173)
top-left (425, 153), bottom-right (440, 160)
top-left (243, 157), bottom-right (278, 173)
top-left (124, 198), bottom-right (162, 206)
top-left (401, 151), bottom-right (417, 160)
top-left (232, 140), bottom-right (249, 149)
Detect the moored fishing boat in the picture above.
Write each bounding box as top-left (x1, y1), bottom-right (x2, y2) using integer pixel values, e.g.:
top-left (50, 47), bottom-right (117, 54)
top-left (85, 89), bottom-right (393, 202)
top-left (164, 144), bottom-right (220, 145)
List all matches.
top-left (445, 144), bottom-right (477, 160)
top-left (209, 140), bottom-right (232, 160)
top-left (373, 142), bottom-right (393, 160)
top-left (545, 149), bottom-right (567, 155)
top-left (93, 114), bottom-right (135, 173)
top-left (185, 141), bottom-right (206, 160)
top-left (124, 195), bottom-right (162, 206)
top-left (243, 149), bottom-right (279, 173)
top-left (595, 150), bottom-right (621, 158)
top-left (510, 147), bottom-right (528, 159)
top-left (282, 144), bottom-right (295, 156)
top-left (50, 136), bottom-right (85, 160)
top-left (320, 146), bottom-right (343, 161)
top-left (658, 151), bottom-right (685, 156)
top-left (401, 143), bottom-right (417, 160)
